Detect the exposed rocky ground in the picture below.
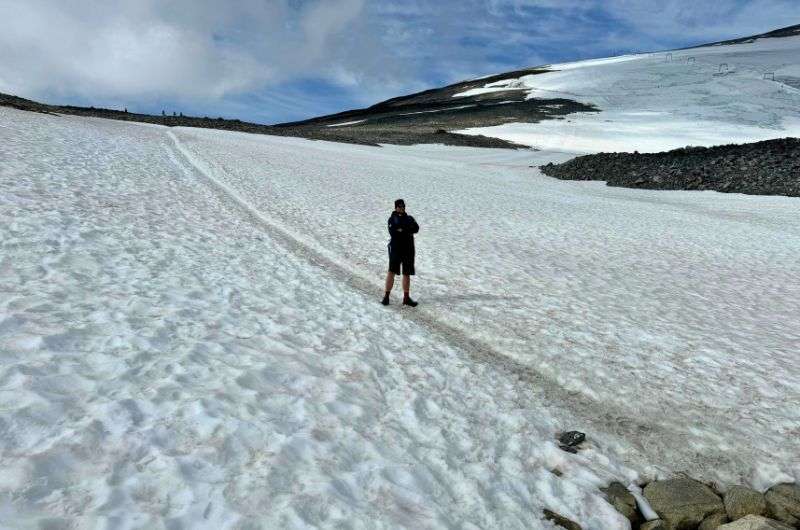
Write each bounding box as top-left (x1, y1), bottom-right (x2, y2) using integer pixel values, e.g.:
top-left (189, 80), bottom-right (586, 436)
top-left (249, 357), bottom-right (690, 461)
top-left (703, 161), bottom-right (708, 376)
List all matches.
top-left (626, 478), bottom-right (799, 530)
top-left (0, 68), bottom-right (595, 149)
top-left (557, 477), bottom-right (799, 530)
top-left (552, 432), bottom-right (799, 530)
top-left (273, 67), bottom-right (595, 147)
top-left (540, 138), bottom-right (800, 197)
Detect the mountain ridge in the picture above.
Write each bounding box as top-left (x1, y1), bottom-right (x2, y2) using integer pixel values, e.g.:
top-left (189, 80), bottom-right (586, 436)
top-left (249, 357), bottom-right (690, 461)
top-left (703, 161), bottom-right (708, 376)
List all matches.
top-left (2, 23), bottom-right (799, 150)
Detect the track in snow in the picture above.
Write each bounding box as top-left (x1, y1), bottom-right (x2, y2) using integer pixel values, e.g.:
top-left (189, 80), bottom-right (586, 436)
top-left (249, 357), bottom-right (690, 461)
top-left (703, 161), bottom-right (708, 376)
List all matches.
top-left (167, 124), bottom-right (800, 489)
top-left (3, 107), bottom-right (798, 528)
top-left (4, 107), bottom-right (640, 529)
top-left (165, 130), bottom-right (671, 445)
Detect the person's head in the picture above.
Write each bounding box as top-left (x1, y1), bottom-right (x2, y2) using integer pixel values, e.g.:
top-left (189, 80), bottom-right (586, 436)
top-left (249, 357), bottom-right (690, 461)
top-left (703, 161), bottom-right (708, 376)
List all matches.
top-left (394, 199), bottom-right (406, 214)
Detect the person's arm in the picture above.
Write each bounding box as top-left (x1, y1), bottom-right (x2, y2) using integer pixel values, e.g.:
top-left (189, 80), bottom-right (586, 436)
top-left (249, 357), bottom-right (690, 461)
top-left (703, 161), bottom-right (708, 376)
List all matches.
top-left (408, 216), bottom-right (419, 234)
top-left (388, 215), bottom-right (401, 235)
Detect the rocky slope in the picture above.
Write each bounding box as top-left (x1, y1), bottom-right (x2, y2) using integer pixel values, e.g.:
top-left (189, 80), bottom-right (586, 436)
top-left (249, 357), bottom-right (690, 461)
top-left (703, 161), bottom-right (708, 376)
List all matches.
top-left (0, 91), bottom-right (532, 149)
top-left (540, 138), bottom-right (800, 197)
top-left (272, 67), bottom-right (595, 147)
top-left (1, 67), bottom-right (595, 150)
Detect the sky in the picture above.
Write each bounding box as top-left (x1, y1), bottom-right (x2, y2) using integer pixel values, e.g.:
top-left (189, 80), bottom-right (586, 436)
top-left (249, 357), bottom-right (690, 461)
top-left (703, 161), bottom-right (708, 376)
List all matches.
top-left (0, 0), bottom-right (797, 123)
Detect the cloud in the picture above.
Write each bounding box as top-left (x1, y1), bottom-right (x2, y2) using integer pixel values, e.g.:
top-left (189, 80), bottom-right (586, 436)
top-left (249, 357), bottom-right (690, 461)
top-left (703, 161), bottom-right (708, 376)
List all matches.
top-left (0, 0), bottom-right (377, 102)
top-left (602, 0), bottom-right (798, 41)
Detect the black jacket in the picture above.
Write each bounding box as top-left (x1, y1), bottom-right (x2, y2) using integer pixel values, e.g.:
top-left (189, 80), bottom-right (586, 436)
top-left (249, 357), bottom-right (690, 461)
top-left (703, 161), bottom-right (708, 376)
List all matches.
top-left (388, 212), bottom-right (419, 258)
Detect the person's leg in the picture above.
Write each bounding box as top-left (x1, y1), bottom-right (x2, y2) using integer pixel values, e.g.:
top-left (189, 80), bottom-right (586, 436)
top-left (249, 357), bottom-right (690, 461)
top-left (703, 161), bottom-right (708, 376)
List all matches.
top-left (401, 255), bottom-right (417, 306)
top-left (382, 271), bottom-right (395, 305)
top-left (402, 274), bottom-right (417, 306)
top-left (385, 271), bottom-right (396, 293)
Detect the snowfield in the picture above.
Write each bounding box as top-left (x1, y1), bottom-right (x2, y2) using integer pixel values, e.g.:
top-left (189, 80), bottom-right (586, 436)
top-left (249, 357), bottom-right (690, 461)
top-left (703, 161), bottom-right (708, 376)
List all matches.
top-left (455, 34), bottom-right (800, 152)
top-left (1, 106), bottom-right (799, 529)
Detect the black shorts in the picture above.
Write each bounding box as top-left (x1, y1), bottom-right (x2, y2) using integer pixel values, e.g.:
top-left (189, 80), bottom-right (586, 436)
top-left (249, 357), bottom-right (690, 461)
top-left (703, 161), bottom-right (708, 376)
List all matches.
top-left (388, 253), bottom-right (415, 276)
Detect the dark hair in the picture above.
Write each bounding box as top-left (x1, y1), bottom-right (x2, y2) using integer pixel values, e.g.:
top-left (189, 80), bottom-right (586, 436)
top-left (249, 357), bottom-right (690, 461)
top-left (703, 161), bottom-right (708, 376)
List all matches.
top-left (394, 199), bottom-right (405, 208)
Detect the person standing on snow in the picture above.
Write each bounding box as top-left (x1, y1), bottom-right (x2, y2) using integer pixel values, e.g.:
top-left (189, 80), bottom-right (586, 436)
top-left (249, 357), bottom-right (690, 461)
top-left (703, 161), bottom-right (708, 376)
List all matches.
top-left (382, 199), bottom-right (419, 307)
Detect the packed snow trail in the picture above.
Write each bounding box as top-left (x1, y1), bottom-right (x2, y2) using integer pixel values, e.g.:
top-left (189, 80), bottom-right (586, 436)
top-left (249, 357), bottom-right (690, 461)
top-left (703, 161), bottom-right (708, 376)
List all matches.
top-left (164, 130), bottom-right (673, 448)
top-left (168, 126), bottom-right (796, 493)
top-left (172, 125), bottom-right (800, 489)
top-left (0, 108), bottom-right (635, 528)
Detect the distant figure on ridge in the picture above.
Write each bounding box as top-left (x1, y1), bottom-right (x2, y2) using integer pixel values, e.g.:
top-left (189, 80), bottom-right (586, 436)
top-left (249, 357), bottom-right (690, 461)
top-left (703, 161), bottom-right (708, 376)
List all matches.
top-left (382, 199), bottom-right (419, 307)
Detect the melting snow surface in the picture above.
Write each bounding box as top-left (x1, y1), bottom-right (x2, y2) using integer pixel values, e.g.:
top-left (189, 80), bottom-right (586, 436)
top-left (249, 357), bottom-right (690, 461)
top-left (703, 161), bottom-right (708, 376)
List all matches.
top-left (325, 119), bottom-right (366, 127)
top-left (397, 105), bottom-right (477, 116)
top-left (455, 35), bottom-right (800, 152)
top-left (1, 106), bottom-right (799, 528)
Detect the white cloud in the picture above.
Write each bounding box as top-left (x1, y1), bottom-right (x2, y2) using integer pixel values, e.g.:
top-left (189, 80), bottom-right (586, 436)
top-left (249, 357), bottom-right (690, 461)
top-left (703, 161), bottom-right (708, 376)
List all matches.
top-left (0, 0), bottom-right (377, 103)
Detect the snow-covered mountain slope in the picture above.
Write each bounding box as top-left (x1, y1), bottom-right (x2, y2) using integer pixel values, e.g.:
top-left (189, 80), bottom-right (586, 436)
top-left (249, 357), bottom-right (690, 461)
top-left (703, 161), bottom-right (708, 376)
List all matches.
top-left (2, 106), bottom-right (799, 528)
top-left (456, 30), bottom-right (800, 152)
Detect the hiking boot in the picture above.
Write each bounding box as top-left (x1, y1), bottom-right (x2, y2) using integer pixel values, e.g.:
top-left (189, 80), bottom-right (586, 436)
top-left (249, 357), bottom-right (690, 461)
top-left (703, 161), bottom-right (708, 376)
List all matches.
top-left (402, 297), bottom-right (418, 307)
top-left (381, 295), bottom-right (390, 306)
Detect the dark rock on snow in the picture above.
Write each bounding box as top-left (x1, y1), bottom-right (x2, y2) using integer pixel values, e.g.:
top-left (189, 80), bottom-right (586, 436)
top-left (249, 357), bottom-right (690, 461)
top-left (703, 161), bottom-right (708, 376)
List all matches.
top-left (725, 486), bottom-right (768, 521)
top-left (718, 514), bottom-right (794, 529)
top-left (601, 481), bottom-right (642, 527)
top-left (764, 483), bottom-right (800, 527)
top-left (700, 511), bottom-right (731, 530)
top-left (543, 508), bottom-right (582, 530)
top-left (540, 138), bottom-right (800, 198)
top-left (643, 478), bottom-right (725, 530)
top-left (558, 431), bottom-right (586, 447)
